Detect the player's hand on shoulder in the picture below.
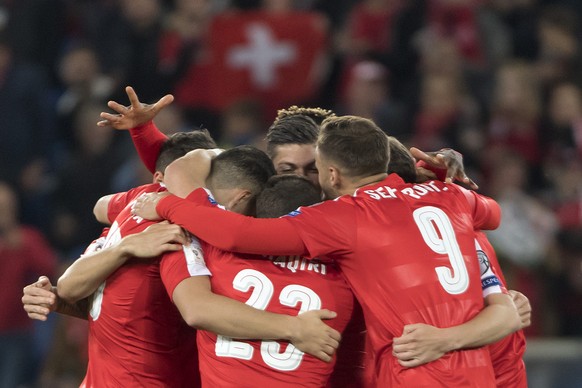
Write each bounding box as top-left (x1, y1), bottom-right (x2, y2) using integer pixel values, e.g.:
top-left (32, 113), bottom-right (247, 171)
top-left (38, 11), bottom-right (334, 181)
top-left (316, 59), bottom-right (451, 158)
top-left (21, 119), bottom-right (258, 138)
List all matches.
top-left (97, 86), bottom-right (174, 130)
top-left (120, 221), bottom-right (186, 259)
top-left (392, 323), bottom-right (449, 368)
top-left (509, 290), bottom-right (532, 329)
top-left (292, 309), bottom-right (341, 363)
top-left (131, 192), bottom-right (170, 221)
top-left (22, 276), bottom-right (56, 321)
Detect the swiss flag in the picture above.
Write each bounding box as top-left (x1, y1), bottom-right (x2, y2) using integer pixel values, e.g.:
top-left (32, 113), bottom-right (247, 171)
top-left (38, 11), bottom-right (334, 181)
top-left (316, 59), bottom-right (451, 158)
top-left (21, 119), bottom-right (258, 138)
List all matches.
top-left (175, 11), bottom-right (329, 114)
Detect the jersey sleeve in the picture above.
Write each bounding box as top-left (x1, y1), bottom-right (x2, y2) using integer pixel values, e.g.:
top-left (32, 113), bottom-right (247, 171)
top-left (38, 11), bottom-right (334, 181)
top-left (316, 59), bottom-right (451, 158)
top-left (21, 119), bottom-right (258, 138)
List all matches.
top-left (458, 187), bottom-right (501, 230)
top-left (160, 235), bottom-right (211, 301)
top-left (129, 121), bottom-right (168, 174)
top-left (157, 191), bottom-right (309, 256)
top-left (474, 239), bottom-right (505, 298)
top-left (107, 189), bottom-right (141, 223)
top-left (286, 199), bottom-right (356, 259)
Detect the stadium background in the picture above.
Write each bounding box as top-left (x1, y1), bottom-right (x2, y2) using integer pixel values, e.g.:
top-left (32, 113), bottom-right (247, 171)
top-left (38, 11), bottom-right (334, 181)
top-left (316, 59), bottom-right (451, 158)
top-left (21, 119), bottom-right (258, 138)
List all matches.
top-left (0, 0), bottom-right (581, 387)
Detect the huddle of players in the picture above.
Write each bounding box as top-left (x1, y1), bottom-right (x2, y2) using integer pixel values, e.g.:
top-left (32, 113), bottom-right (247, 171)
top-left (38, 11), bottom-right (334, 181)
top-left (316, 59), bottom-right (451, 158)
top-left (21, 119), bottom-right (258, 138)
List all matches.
top-left (22, 87), bottom-right (530, 387)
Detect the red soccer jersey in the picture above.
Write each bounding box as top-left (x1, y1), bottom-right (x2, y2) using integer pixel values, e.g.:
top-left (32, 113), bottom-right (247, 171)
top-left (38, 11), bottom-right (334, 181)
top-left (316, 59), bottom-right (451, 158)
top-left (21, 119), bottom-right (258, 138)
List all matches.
top-left (197, 245), bottom-right (354, 388)
top-left (81, 183), bottom-right (208, 388)
top-left (476, 232), bottom-right (528, 388)
top-left (287, 175), bottom-right (500, 387)
top-left (156, 174), bottom-right (502, 387)
top-left (185, 188), bottom-right (355, 387)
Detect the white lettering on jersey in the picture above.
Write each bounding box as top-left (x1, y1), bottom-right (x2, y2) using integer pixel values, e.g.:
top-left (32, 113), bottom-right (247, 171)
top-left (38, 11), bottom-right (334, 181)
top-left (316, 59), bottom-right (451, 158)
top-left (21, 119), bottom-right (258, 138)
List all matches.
top-left (270, 256), bottom-right (327, 275)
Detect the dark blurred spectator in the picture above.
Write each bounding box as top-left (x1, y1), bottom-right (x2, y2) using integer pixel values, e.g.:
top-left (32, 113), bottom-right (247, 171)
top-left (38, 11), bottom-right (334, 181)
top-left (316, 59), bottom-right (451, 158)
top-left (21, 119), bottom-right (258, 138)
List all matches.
top-left (0, 181), bottom-right (57, 387)
top-left (545, 228), bottom-right (582, 336)
top-left (486, 60), bottom-right (543, 183)
top-left (486, 151), bottom-right (557, 336)
top-left (50, 102), bottom-right (131, 259)
top-left (478, 0), bottom-right (539, 64)
top-left (336, 60), bottom-right (409, 139)
top-left (219, 99), bottom-right (267, 148)
top-left (536, 5), bottom-right (582, 86)
top-left (54, 44), bottom-right (116, 153)
top-left (543, 81), bottom-right (582, 161)
top-left (0, 35), bottom-right (54, 186)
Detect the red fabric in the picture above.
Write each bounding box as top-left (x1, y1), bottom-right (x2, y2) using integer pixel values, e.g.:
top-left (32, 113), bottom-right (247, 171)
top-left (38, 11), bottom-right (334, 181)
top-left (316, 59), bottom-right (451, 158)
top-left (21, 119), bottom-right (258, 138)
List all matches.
top-left (427, 0), bottom-right (484, 64)
top-left (0, 227), bottom-right (57, 332)
top-left (158, 189), bottom-right (308, 256)
top-left (129, 121), bottom-right (168, 174)
top-left (347, 2), bottom-right (403, 53)
top-left (187, 188), bottom-right (367, 387)
top-left (475, 232), bottom-right (528, 388)
top-left (158, 175), bottom-right (501, 387)
top-left (83, 183), bottom-right (200, 388)
top-left (174, 11), bottom-right (328, 115)
top-left (198, 243), bottom-right (353, 387)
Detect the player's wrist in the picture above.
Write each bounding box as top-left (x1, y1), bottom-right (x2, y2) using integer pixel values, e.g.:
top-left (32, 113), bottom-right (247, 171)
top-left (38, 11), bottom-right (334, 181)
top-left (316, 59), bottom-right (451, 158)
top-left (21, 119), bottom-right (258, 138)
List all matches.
top-left (284, 315), bottom-right (301, 342)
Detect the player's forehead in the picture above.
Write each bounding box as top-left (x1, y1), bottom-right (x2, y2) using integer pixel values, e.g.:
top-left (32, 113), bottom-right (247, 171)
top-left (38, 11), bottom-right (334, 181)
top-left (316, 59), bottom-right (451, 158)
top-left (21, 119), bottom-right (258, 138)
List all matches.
top-left (272, 143), bottom-right (316, 167)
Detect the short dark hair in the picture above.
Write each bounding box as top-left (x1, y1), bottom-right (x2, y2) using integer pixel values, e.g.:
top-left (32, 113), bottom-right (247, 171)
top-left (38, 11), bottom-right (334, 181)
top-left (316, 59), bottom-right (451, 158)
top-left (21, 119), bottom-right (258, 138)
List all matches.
top-left (208, 145), bottom-right (276, 199)
top-left (275, 105), bottom-right (336, 126)
top-left (387, 136), bottom-right (417, 183)
top-left (155, 129), bottom-right (217, 172)
top-left (265, 115), bottom-right (319, 158)
top-left (318, 116), bottom-right (389, 178)
top-left (256, 175), bottom-right (321, 218)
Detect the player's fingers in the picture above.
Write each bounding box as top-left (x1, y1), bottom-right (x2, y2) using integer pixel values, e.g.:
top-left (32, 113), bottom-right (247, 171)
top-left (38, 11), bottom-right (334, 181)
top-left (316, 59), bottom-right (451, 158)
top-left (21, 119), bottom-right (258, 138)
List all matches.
top-left (126, 86), bottom-right (141, 108)
top-left (317, 309), bottom-right (337, 320)
top-left (161, 243), bottom-right (183, 252)
top-left (410, 147), bottom-right (435, 164)
top-left (107, 100), bottom-right (129, 114)
top-left (398, 358), bottom-right (422, 368)
top-left (24, 304), bottom-right (51, 315)
top-left (327, 327), bottom-right (341, 343)
top-left (26, 312), bottom-right (48, 321)
top-left (316, 351), bottom-right (332, 363)
top-left (325, 337), bottom-right (340, 350)
top-left (100, 112), bottom-right (122, 122)
top-left (22, 294), bottom-right (54, 306)
top-left (153, 94), bottom-right (175, 111)
top-left (321, 344), bottom-right (336, 357)
top-left (97, 119), bottom-right (112, 127)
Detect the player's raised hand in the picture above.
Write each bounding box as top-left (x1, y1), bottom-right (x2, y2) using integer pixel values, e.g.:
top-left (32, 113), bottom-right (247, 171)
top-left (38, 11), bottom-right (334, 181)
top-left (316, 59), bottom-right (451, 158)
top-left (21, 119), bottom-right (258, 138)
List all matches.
top-left (291, 309), bottom-right (341, 362)
top-left (131, 192), bottom-right (170, 221)
top-left (411, 147), bottom-right (478, 190)
top-left (509, 290), bottom-right (532, 329)
top-left (392, 323), bottom-right (449, 368)
top-left (22, 276), bottom-right (57, 321)
top-left (120, 221), bottom-right (187, 259)
top-left (97, 86), bottom-right (174, 130)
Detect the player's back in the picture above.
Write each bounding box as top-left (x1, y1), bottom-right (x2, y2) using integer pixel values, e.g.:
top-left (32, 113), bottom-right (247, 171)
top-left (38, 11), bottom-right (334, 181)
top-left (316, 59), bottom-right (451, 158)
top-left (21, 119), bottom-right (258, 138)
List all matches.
top-left (196, 243), bottom-right (354, 388)
top-left (291, 174), bottom-right (497, 387)
top-left (83, 184), bottom-right (199, 388)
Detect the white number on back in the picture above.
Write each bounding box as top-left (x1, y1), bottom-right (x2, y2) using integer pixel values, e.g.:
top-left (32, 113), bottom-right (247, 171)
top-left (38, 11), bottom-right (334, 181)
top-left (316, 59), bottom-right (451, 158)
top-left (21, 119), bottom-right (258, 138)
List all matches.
top-left (215, 269), bottom-right (322, 371)
top-left (413, 206), bottom-right (470, 295)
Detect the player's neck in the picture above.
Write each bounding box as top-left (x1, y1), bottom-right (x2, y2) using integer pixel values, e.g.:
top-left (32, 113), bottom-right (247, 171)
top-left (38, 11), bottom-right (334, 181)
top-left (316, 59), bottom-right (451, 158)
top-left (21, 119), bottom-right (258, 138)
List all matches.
top-left (345, 172), bottom-right (388, 195)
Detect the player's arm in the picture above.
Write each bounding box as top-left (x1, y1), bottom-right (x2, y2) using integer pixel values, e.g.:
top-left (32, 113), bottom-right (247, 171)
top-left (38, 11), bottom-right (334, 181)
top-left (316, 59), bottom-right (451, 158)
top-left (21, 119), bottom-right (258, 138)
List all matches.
top-left (163, 148), bottom-right (222, 198)
top-left (22, 276), bottom-right (89, 321)
top-left (94, 194), bottom-right (115, 225)
top-left (97, 86), bottom-right (170, 173)
top-left (132, 191), bottom-right (309, 256)
top-left (57, 223), bottom-right (187, 303)
top-left (392, 292), bottom-right (521, 367)
top-left (173, 276), bottom-right (341, 362)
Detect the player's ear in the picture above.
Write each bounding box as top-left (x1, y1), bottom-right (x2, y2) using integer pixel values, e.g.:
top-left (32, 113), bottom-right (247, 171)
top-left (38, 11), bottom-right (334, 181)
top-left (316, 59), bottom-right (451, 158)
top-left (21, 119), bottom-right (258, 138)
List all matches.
top-left (153, 171), bottom-right (164, 184)
top-left (329, 166), bottom-right (342, 189)
top-left (227, 189), bottom-right (253, 215)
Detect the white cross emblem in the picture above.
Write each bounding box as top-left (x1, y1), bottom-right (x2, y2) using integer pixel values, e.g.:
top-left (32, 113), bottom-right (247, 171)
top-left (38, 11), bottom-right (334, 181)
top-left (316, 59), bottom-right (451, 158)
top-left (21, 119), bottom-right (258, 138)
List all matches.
top-left (227, 23), bottom-right (297, 89)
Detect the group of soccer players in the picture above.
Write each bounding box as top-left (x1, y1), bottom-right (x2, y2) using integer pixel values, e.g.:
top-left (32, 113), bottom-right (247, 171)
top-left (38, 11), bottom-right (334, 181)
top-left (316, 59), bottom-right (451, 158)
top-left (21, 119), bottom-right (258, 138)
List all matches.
top-left (22, 86), bottom-right (531, 387)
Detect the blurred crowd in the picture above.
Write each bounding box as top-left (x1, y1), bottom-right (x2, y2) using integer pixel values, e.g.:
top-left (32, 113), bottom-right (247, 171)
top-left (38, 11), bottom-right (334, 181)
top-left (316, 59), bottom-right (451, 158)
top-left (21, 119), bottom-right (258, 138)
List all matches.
top-left (1, 0), bottom-right (582, 386)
